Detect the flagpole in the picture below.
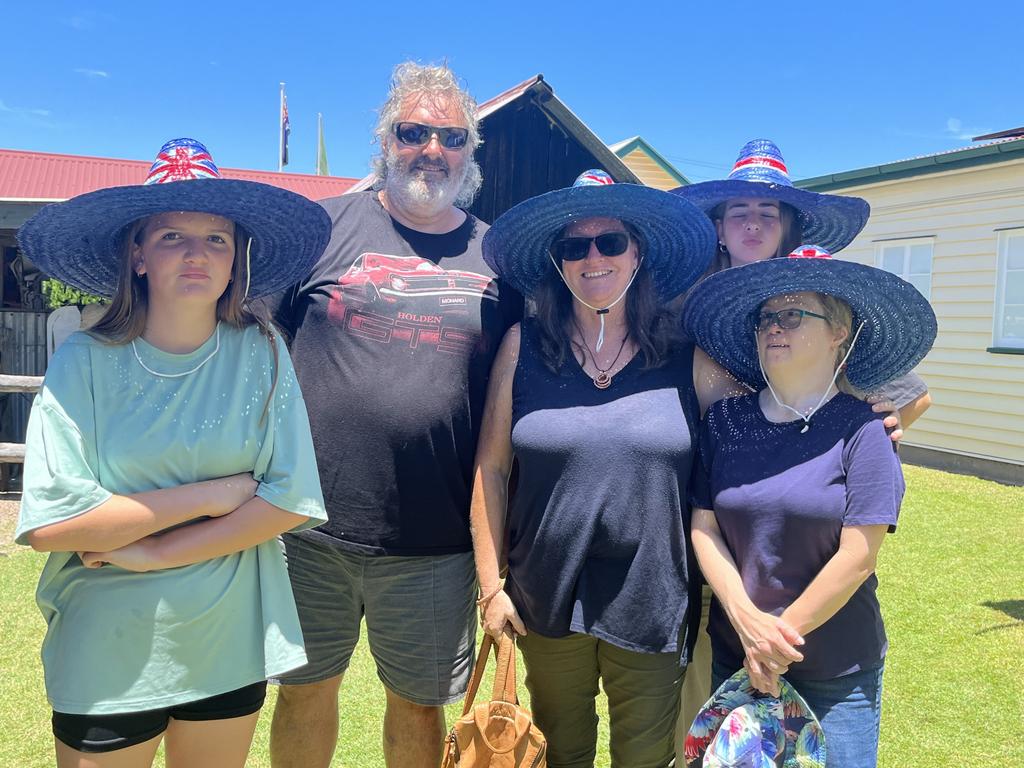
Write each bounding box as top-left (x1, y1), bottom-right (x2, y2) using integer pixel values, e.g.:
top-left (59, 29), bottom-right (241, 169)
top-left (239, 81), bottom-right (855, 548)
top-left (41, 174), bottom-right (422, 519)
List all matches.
top-left (317, 112), bottom-right (323, 175)
top-left (278, 82), bottom-right (285, 173)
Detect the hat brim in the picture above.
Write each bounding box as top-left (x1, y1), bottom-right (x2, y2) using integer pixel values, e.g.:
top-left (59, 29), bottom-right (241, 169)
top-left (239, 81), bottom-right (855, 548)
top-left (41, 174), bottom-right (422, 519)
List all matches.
top-left (682, 258), bottom-right (937, 391)
top-left (672, 179), bottom-right (870, 253)
top-left (684, 669), bottom-right (826, 768)
top-left (17, 179), bottom-right (331, 299)
top-left (482, 183), bottom-right (717, 302)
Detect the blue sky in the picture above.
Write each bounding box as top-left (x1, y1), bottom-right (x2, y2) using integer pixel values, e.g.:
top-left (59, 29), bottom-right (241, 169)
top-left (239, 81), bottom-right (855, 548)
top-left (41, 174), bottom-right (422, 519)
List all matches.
top-left (4, 2), bottom-right (1020, 183)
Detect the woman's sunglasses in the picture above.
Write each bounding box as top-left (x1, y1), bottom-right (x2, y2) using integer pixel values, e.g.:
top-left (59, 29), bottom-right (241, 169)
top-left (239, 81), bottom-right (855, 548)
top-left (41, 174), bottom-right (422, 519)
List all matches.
top-left (550, 232), bottom-right (631, 262)
top-left (393, 122), bottom-right (470, 150)
top-left (755, 308), bottom-right (828, 332)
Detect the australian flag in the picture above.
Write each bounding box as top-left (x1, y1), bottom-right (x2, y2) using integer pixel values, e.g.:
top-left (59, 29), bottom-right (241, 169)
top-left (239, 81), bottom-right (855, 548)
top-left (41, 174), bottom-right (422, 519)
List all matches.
top-left (280, 87), bottom-right (291, 168)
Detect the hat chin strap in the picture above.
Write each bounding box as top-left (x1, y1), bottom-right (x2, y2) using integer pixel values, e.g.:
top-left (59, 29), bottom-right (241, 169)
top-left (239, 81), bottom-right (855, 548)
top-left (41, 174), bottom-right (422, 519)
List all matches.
top-left (547, 253), bottom-right (644, 351)
top-left (756, 320), bottom-right (866, 433)
top-left (243, 237), bottom-right (253, 300)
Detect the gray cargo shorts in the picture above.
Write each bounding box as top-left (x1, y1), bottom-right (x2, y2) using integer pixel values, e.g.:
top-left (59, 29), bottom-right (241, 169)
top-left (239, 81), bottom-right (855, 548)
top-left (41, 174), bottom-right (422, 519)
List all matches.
top-left (271, 532), bottom-right (477, 707)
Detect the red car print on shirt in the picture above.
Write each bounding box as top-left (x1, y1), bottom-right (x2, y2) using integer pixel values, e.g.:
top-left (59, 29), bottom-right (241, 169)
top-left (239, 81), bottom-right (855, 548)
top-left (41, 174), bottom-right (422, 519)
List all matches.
top-left (334, 253), bottom-right (498, 308)
top-left (326, 253), bottom-right (499, 354)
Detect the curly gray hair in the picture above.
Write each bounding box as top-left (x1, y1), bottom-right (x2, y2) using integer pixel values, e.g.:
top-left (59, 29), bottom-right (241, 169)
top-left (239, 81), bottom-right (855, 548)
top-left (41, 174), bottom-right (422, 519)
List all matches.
top-left (371, 61), bottom-right (483, 207)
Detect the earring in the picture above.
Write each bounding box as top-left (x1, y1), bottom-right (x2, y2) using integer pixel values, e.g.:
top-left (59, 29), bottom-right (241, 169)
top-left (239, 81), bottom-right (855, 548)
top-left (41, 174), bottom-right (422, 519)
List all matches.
top-left (718, 242), bottom-right (728, 254)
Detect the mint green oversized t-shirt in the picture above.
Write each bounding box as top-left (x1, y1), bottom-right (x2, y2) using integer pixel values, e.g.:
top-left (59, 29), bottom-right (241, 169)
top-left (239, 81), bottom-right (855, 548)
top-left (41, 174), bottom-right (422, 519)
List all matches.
top-left (15, 323), bottom-right (327, 715)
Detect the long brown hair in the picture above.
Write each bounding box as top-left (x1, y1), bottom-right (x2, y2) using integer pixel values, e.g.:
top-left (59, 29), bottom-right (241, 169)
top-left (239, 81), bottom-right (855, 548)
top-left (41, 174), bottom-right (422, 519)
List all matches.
top-left (532, 225), bottom-right (680, 373)
top-left (89, 216), bottom-right (280, 421)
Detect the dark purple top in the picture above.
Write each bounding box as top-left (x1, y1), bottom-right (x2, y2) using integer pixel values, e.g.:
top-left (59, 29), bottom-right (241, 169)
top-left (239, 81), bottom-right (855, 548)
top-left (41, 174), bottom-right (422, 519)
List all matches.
top-left (692, 392), bottom-right (905, 680)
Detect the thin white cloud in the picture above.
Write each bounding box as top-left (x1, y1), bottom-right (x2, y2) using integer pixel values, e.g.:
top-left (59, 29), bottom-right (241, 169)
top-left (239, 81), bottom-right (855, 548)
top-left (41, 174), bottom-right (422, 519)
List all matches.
top-left (61, 15), bottom-right (94, 30)
top-left (0, 99), bottom-right (51, 117)
top-left (946, 117), bottom-right (989, 141)
top-left (74, 68), bottom-right (110, 78)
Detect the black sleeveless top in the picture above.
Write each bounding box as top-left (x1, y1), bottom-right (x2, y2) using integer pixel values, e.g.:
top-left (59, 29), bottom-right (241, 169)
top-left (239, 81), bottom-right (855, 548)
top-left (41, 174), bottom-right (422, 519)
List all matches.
top-left (507, 319), bottom-right (700, 654)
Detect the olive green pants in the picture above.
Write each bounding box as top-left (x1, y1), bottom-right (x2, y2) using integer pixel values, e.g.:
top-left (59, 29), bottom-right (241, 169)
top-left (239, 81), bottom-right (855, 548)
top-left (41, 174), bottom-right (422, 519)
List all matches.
top-left (675, 584), bottom-right (713, 762)
top-left (518, 631), bottom-right (684, 768)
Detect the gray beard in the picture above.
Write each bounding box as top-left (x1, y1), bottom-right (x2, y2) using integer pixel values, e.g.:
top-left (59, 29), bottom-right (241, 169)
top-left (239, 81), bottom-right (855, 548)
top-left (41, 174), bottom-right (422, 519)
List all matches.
top-left (383, 153), bottom-right (466, 217)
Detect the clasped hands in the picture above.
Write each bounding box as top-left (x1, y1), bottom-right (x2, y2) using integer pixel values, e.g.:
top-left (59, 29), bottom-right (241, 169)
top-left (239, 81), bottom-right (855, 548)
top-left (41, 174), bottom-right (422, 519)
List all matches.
top-left (731, 603), bottom-right (805, 698)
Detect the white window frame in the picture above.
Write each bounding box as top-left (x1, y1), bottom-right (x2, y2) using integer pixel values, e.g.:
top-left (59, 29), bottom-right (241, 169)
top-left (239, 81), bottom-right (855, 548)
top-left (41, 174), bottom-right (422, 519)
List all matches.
top-left (874, 237), bottom-right (934, 301)
top-left (993, 228), bottom-right (1024, 350)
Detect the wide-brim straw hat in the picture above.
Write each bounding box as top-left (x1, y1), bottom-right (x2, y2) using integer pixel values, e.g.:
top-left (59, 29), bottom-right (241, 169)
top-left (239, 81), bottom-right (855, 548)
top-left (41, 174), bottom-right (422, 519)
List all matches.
top-left (482, 169), bottom-right (717, 302)
top-left (682, 245), bottom-right (937, 391)
top-left (672, 139), bottom-right (869, 253)
top-left (18, 138), bottom-right (330, 299)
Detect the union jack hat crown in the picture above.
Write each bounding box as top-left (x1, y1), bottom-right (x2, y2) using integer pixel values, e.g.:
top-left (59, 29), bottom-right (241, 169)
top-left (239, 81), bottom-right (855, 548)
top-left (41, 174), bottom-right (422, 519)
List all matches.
top-left (145, 138), bottom-right (221, 184)
top-left (573, 169), bottom-right (615, 187)
top-left (671, 139), bottom-right (870, 253)
top-left (726, 139), bottom-right (792, 186)
top-left (18, 137), bottom-right (331, 299)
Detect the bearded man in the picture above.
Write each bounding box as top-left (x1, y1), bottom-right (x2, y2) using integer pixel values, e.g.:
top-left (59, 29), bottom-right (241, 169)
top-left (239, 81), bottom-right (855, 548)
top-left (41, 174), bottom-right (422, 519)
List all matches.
top-left (267, 62), bottom-right (521, 768)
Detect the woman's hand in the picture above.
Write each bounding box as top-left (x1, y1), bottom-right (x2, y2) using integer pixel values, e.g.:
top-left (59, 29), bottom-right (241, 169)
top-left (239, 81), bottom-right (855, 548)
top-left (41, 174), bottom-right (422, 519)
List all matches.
top-left (867, 395), bottom-right (902, 443)
top-left (727, 602), bottom-right (804, 680)
top-left (481, 589), bottom-right (527, 640)
top-left (80, 537), bottom-right (163, 572)
top-left (744, 656), bottom-right (782, 698)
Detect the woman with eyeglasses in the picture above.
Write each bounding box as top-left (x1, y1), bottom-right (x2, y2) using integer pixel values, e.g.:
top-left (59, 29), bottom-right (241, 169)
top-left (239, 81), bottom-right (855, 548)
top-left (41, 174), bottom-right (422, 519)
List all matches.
top-left (471, 171), bottom-right (741, 767)
top-left (681, 245), bottom-right (936, 767)
top-left (670, 140), bottom-right (933, 750)
top-left (673, 139), bottom-right (932, 429)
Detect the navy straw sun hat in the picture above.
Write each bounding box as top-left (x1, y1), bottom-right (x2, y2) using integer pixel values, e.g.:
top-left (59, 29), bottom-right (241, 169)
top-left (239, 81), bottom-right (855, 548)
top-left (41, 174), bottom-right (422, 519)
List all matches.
top-left (672, 139), bottom-right (870, 253)
top-left (17, 138), bottom-right (331, 299)
top-left (482, 170), bottom-right (717, 302)
top-left (683, 245), bottom-right (937, 392)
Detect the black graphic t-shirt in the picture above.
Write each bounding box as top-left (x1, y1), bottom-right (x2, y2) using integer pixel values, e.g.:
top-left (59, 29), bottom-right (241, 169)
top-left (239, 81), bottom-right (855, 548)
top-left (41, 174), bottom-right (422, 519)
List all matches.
top-left (274, 191), bottom-right (521, 555)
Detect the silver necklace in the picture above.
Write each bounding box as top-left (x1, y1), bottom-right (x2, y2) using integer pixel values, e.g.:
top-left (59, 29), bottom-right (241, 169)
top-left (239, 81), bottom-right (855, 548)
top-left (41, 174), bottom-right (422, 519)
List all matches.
top-left (132, 324), bottom-right (221, 379)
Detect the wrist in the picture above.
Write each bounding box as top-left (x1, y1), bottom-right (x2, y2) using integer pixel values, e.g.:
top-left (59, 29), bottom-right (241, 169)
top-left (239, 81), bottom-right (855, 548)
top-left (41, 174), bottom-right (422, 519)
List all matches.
top-left (779, 607), bottom-right (807, 636)
top-left (476, 579), bottom-right (505, 606)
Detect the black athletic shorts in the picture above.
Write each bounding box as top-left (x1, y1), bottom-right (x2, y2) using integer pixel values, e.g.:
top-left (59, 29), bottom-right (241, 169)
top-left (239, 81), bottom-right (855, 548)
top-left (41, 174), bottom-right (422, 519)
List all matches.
top-left (52, 681), bottom-right (267, 753)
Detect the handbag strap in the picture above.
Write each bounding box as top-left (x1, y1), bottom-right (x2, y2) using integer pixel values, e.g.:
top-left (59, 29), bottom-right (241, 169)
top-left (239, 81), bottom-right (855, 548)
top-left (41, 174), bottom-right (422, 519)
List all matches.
top-left (459, 632), bottom-right (498, 716)
top-left (490, 633), bottom-right (518, 704)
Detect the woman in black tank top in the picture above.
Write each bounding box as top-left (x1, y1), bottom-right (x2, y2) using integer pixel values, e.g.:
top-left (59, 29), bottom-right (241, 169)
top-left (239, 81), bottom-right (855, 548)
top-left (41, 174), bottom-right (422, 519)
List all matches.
top-left (474, 171), bottom-right (742, 766)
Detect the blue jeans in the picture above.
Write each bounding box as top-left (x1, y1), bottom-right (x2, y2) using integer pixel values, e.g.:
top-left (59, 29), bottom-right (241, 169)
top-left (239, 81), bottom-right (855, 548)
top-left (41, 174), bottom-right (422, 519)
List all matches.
top-left (711, 660), bottom-right (884, 768)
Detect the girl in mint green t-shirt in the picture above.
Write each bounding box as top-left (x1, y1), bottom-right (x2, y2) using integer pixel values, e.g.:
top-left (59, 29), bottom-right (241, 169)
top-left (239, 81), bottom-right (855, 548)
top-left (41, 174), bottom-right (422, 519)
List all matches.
top-left (15, 138), bottom-right (331, 767)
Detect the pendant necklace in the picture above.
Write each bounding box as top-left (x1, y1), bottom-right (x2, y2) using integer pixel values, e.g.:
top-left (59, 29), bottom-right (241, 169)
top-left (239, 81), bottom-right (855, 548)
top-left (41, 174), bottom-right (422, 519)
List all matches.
top-left (576, 323), bottom-right (630, 390)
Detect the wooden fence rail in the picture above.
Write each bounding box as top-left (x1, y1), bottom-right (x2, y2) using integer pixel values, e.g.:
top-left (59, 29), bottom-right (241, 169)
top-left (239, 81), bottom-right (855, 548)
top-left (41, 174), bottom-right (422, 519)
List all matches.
top-left (0, 374), bottom-right (43, 463)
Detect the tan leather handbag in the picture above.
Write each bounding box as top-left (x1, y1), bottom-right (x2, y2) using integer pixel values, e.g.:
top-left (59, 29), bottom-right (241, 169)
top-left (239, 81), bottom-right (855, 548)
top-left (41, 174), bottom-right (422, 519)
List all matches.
top-left (440, 633), bottom-right (546, 767)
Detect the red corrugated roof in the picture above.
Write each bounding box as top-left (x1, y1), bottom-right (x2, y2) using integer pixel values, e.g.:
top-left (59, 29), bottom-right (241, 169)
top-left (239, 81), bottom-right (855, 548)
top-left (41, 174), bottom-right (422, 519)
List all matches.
top-left (0, 148), bottom-right (358, 202)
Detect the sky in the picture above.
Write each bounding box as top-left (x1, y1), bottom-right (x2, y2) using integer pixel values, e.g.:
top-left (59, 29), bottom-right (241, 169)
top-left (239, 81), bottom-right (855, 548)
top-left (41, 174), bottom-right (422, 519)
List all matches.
top-left (3, 2), bottom-right (1021, 184)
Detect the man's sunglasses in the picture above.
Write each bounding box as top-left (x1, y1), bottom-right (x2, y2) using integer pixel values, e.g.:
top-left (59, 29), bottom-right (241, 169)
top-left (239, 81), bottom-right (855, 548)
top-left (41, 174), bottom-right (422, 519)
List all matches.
top-left (393, 122), bottom-right (470, 150)
top-left (550, 232), bottom-right (631, 262)
top-left (755, 308), bottom-right (828, 332)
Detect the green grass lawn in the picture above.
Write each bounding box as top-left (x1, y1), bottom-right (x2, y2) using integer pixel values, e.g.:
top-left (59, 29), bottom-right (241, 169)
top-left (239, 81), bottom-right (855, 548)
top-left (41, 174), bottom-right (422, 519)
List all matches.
top-left (1, 465), bottom-right (1022, 767)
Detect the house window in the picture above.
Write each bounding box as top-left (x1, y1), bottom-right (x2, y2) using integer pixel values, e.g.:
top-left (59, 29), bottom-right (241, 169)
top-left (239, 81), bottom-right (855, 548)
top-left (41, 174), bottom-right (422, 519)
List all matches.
top-left (876, 239), bottom-right (933, 300)
top-left (994, 229), bottom-right (1024, 350)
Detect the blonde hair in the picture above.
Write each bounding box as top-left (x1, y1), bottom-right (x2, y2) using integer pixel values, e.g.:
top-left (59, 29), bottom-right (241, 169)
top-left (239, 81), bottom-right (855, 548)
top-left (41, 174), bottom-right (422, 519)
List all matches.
top-left (817, 293), bottom-right (858, 395)
top-left (89, 216), bottom-right (280, 421)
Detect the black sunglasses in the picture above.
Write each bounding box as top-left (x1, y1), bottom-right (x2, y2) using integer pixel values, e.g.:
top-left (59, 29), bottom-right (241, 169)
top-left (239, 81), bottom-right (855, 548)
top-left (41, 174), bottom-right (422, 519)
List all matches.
top-left (755, 308), bottom-right (828, 332)
top-left (393, 122), bottom-right (470, 150)
top-left (550, 232), bottom-right (631, 262)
